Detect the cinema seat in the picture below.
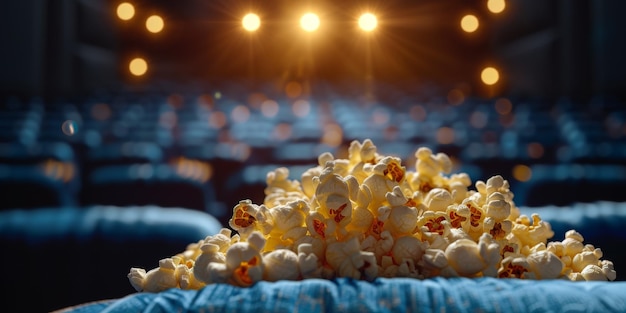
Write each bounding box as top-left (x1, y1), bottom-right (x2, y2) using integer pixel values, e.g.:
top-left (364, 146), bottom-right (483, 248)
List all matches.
top-left (0, 205), bottom-right (222, 313)
top-left (79, 162), bottom-right (226, 218)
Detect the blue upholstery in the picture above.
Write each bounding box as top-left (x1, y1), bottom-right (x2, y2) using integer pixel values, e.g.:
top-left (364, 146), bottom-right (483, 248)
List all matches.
top-left (0, 205), bottom-right (223, 312)
top-left (58, 277), bottom-right (626, 313)
top-left (513, 165), bottom-right (626, 207)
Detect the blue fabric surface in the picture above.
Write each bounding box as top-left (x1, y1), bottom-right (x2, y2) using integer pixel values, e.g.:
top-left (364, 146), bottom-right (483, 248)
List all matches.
top-left (61, 277), bottom-right (626, 313)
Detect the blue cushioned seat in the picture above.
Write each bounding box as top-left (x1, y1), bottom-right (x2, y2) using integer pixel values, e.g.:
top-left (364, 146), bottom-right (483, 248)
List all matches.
top-left (0, 163), bottom-right (77, 209)
top-left (512, 164), bottom-right (626, 207)
top-left (0, 205), bottom-right (223, 312)
top-left (80, 163), bottom-right (225, 218)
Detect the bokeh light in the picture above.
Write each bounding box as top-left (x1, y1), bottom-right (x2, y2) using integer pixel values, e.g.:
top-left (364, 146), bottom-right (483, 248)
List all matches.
top-left (300, 13), bottom-right (320, 32)
top-left (168, 94), bottom-right (185, 110)
top-left (436, 127), bottom-right (455, 144)
top-left (61, 120), bottom-right (77, 136)
top-left (285, 81), bottom-right (303, 98)
top-left (460, 14), bottom-right (479, 33)
top-left (527, 142), bottom-right (545, 159)
top-left (447, 89), bottom-right (465, 106)
top-left (321, 123), bottom-right (343, 147)
top-left (173, 157), bottom-right (213, 183)
top-left (410, 105), bottom-right (427, 121)
top-left (91, 103), bottom-right (112, 121)
top-left (146, 15), bottom-right (164, 33)
top-left (469, 111), bottom-right (488, 129)
top-left (292, 100), bottom-right (311, 118)
top-left (261, 100), bottom-right (279, 118)
top-left (512, 164), bottom-right (532, 182)
top-left (273, 123), bottom-right (293, 141)
top-left (481, 67), bottom-right (500, 85)
top-left (116, 2), bottom-right (135, 21)
top-left (358, 13), bottom-right (377, 32)
top-left (129, 58), bottom-right (148, 76)
top-left (495, 98), bottom-right (513, 115)
top-left (242, 13), bottom-right (261, 32)
top-left (231, 105), bottom-right (251, 123)
top-left (159, 111), bottom-right (177, 129)
top-left (487, 0), bottom-right (506, 14)
top-left (43, 160), bottom-right (75, 183)
top-left (208, 111), bottom-right (227, 129)
top-left (372, 108), bottom-right (390, 125)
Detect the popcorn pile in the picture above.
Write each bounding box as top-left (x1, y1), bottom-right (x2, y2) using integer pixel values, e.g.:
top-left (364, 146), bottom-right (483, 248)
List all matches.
top-left (128, 139), bottom-right (617, 292)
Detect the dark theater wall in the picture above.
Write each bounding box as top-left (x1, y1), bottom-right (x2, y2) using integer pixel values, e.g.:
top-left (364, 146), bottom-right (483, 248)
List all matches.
top-left (1, 0), bottom-right (625, 100)
top-left (0, 0), bottom-right (119, 98)
top-left (490, 0), bottom-right (626, 101)
top-left (0, 1), bottom-right (47, 96)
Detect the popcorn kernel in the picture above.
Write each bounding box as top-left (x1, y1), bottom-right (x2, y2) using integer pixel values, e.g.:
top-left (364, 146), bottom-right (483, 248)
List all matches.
top-left (129, 139), bottom-right (617, 292)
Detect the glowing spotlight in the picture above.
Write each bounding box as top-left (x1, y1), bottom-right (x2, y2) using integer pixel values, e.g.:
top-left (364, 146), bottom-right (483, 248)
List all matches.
top-left (358, 13), bottom-right (377, 32)
top-left (300, 13), bottom-right (320, 32)
top-left (460, 14), bottom-right (479, 33)
top-left (481, 67), bottom-right (500, 85)
top-left (146, 15), bottom-right (164, 33)
top-left (487, 0), bottom-right (506, 14)
top-left (242, 13), bottom-right (260, 32)
top-left (117, 2), bottom-right (135, 21)
top-left (129, 58), bottom-right (148, 76)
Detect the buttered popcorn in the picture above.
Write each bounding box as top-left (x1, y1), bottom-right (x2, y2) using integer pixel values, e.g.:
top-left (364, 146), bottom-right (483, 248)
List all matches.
top-left (129, 139), bottom-right (617, 292)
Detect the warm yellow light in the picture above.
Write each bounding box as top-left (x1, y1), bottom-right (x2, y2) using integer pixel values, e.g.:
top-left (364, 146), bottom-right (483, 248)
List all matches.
top-left (300, 13), bottom-right (320, 32)
top-left (460, 14), bottom-right (479, 33)
top-left (481, 67), bottom-right (500, 85)
top-left (487, 0), bottom-right (506, 14)
top-left (129, 58), bottom-right (148, 76)
top-left (117, 2), bottom-right (135, 21)
top-left (285, 81), bottom-right (303, 98)
top-left (242, 13), bottom-right (261, 32)
top-left (146, 15), bottom-right (164, 33)
top-left (512, 164), bottom-right (532, 182)
top-left (358, 13), bottom-right (377, 32)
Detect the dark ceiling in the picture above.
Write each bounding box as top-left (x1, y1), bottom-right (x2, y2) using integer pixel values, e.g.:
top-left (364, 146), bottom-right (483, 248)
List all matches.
top-left (1, 0), bottom-right (625, 101)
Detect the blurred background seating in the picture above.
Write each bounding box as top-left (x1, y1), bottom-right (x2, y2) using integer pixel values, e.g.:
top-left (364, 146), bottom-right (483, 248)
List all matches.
top-left (2, 89), bottom-right (625, 219)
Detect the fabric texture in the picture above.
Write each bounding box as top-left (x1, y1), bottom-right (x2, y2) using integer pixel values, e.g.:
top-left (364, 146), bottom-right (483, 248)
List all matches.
top-left (59, 277), bottom-right (626, 313)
